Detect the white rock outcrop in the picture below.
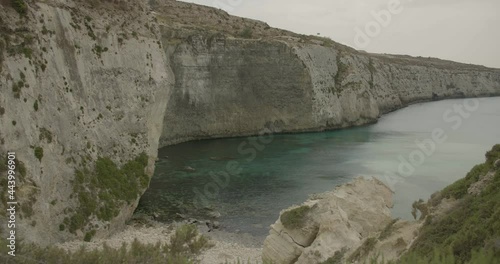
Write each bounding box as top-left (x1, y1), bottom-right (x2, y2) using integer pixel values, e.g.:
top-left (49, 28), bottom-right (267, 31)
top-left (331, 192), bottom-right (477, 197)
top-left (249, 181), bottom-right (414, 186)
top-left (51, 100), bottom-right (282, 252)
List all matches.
top-left (262, 177), bottom-right (394, 264)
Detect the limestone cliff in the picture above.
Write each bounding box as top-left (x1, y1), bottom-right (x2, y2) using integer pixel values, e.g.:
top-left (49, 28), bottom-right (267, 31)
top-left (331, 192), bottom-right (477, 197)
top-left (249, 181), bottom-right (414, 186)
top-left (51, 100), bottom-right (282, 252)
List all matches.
top-left (161, 37), bottom-right (500, 146)
top-left (0, 0), bottom-right (499, 245)
top-left (0, 0), bottom-right (172, 244)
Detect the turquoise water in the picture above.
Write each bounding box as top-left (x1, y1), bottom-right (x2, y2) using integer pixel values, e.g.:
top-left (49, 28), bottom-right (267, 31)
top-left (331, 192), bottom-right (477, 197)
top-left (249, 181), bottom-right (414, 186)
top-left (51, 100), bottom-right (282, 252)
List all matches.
top-left (137, 97), bottom-right (500, 238)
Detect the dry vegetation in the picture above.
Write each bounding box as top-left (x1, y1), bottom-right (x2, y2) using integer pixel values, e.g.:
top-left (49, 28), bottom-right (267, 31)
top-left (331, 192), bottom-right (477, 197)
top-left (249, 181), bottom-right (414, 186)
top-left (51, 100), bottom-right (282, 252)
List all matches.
top-left (0, 224), bottom-right (213, 264)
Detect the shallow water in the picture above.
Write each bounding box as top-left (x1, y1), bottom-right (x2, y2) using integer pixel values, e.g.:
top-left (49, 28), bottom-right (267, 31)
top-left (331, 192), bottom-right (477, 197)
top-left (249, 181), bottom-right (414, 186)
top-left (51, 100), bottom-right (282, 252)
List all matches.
top-left (137, 97), bottom-right (500, 239)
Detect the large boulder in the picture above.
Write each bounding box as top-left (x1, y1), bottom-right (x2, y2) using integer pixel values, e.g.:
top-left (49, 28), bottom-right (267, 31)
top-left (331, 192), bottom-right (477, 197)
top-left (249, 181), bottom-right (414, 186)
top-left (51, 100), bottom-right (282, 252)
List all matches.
top-left (262, 177), bottom-right (394, 264)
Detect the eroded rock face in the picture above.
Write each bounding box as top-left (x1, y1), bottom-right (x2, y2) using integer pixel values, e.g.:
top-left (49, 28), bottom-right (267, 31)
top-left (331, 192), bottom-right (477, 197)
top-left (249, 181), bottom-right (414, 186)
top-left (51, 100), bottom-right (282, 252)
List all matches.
top-left (160, 35), bottom-right (500, 146)
top-left (0, 1), bottom-right (172, 244)
top-left (262, 177), bottom-right (394, 264)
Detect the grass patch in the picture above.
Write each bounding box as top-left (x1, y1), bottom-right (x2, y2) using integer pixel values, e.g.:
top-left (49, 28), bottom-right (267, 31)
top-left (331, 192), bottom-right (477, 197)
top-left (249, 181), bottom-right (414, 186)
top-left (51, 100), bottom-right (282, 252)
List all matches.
top-left (238, 27), bottom-right (253, 39)
top-left (440, 144), bottom-right (500, 200)
top-left (0, 225), bottom-right (212, 263)
top-left (379, 218), bottom-right (400, 241)
top-left (166, 224), bottom-right (213, 258)
top-left (347, 237), bottom-right (377, 263)
top-left (280, 205), bottom-right (312, 230)
top-left (393, 248), bottom-right (499, 264)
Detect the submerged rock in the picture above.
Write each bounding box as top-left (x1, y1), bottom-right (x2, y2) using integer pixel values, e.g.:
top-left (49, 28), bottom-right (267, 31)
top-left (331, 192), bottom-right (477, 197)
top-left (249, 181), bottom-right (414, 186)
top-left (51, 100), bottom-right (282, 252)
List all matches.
top-left (262, 177), bottom-right (394, 264)
top-left (183, 166), bottom-right (197, 172)
top-left (207, 211), bottom-right (222, 219)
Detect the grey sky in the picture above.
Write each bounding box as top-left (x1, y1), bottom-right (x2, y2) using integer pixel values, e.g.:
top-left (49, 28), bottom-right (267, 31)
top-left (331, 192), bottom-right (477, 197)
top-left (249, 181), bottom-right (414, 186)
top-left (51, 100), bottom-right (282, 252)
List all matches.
top-left (180, 0), bottom-right (500, 68)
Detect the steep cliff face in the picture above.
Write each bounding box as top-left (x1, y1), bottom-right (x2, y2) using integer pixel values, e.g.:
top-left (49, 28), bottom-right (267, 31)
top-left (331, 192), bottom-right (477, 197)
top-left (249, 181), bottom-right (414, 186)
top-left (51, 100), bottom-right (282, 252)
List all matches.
top-left (160, 36), bottom-right (315, 146)
top-left (0, 0), bottom-right (499, 245)
top-left (0, 1), bottom-right (172, 244)
top-left (160, 35), bottom-right (500, 145)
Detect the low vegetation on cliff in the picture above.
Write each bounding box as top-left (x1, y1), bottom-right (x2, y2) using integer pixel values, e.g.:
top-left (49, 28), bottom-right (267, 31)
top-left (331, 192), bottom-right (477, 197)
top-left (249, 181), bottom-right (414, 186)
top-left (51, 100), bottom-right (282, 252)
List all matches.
top-left (280, 205), bottom-right (312, 230)
top-left (0, 224), bottom-right (212, 264)
top-left (61, 153), bottom-right (150, 240)
top-left (314, 145), bottom-right (500, 264)
top-left (400, 145), bottom-right (500, 263)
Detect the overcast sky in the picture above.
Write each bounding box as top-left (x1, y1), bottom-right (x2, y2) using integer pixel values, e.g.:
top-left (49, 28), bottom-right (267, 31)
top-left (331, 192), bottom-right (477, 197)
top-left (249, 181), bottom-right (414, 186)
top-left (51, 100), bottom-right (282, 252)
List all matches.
top-left (180, 0), bottom-right (500, 68)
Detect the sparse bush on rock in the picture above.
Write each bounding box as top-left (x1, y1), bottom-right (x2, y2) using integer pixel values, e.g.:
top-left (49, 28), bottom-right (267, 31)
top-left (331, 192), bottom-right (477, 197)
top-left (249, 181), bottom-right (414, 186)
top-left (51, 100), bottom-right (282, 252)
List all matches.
top-left (280, 205), bottom-right (312, 230)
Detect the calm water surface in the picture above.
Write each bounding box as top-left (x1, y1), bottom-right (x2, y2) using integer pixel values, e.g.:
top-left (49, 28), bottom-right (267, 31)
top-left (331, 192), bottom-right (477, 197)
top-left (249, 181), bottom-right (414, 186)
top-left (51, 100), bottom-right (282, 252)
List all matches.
top-left (137, 97), bottom-right (500, 239)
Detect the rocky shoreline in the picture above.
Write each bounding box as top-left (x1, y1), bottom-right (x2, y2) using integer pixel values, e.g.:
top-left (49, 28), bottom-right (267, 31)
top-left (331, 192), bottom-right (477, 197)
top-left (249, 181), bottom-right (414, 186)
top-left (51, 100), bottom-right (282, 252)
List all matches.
top-left (56, 220), bottom-right (263, 264)
top-left (55, 177), bottom-right (413, 264)
top-left (53, 149), bottom-right (500, 264)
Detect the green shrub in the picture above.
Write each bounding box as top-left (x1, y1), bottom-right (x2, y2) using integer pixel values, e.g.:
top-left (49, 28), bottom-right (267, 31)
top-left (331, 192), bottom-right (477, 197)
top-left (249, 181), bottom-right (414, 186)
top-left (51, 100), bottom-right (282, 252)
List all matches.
top-left (393, 248), bottom-right (499, 264)
top-left (65, 153), bottom-right (150, 234)
top-left (84, 230), bottom-right (96, 242)
top-left (238, 27), bottom-right (253, 39)
top-left (33, 100), bottom-right (38, 111)
top-left (485, 144), bottom-right (500, 165)
top-left (34, 147), bottom-right (43, 161)
top-left (11, 0), bottom-right (27, 16)
top-left (407, 145), bottom-right (500, 263)
top-left (1, 225), bottom-right (212, 264)
top-left (280, 205), bottom-right (312, 230)
top-left (348, 237), bottom-right (377, 263)
top-left (166, 224), bottom-right (213, 257)
top-left (12, 81), bottom-right (23, 98)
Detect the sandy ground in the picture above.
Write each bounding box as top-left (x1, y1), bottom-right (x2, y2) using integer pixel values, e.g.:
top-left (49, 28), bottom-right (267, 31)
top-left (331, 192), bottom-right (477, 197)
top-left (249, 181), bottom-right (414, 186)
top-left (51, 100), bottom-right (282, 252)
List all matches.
top-left (56, 221), bottom-right (264, 264)
top-left (198, 224), bottom-right (263, 264)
